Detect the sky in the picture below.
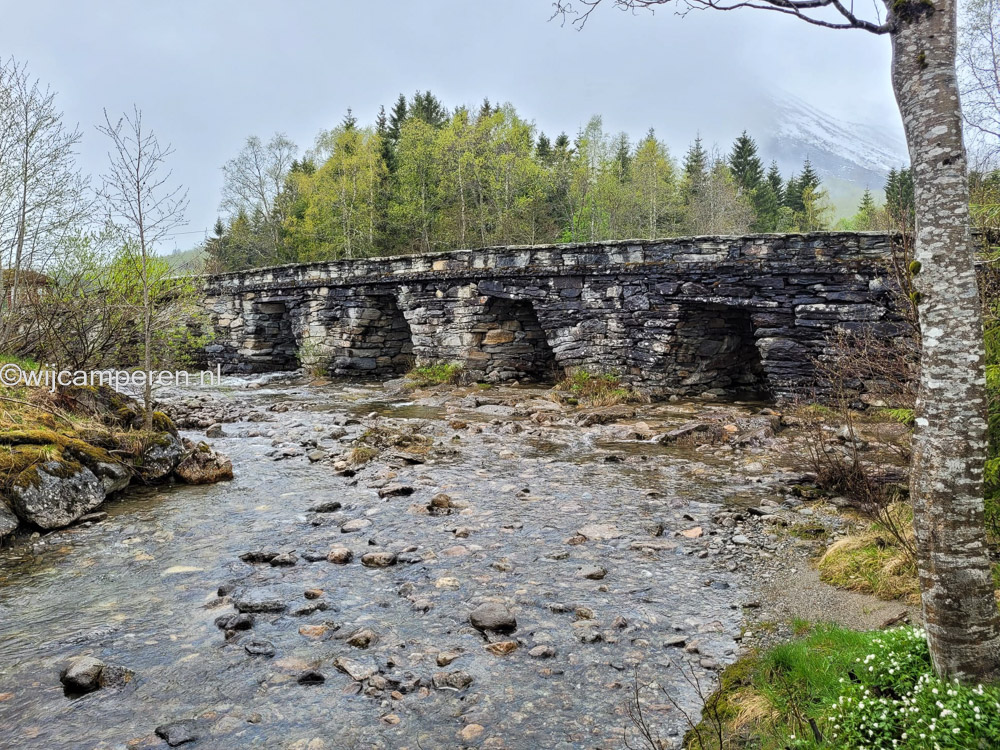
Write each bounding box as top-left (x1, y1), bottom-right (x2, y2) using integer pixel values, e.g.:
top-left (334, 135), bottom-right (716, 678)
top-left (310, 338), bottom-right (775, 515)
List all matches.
top-left (0, 0), bottom-right (901, 251)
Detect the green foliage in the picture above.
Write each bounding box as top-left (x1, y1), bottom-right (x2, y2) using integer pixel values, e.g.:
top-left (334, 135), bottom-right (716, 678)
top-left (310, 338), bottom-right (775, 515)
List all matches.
top-left (882, 407), bottom-right (916, 425)
top-left (688, 625), bottom-right (1000, 749)
top-left (407, 363), bottom-right (463, 385)
top-left (207, 102), bottom-right (823, 270)
top-left (557, 369), bottom-right (643, 406)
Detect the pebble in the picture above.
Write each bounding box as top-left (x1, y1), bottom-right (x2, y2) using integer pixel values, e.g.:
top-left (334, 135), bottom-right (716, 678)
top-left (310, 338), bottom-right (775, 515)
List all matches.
top-left (361, 551), bottom-right (397, 568)
top-left (155, 720), bottom-right (200, 747)
top-left (578, 565), bottom-right (607, 580)
top-left (529, 645), bottom-right (556, 659)
top-left (469, 602), bottom-right (517, 633)
top-left (432, 670), bottom-right (473, 690)
top-left (341, 519), bottom-right (372, 533)
top-left (60, 656), bottom-right (104, 694)
top-left (484, 640), bottom-right (518, 656)
top-left (244, 639), bottom-right (276, 657)
top-left (459, 724), bottom-right (485, 743)
top-left (346, 629), bottom-right (377, 648)
top-left (327, 547), bottom-right (353, 564)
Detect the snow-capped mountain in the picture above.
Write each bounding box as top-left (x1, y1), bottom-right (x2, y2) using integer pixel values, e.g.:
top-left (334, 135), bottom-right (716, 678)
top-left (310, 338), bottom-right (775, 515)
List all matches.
top-left (758, 93), bottom-right (909, 194)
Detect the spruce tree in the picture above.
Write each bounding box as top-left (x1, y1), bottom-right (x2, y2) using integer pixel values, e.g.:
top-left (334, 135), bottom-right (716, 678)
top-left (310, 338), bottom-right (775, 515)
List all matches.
top-left (728, 131), bottom-right (764, 194)
top-left (387, 94), bottom-right (407, 142)
top-left (409, 90), bottom-right (448, 128)
top-left (536, 132), bottom-right (553, 164)
top-left (798, 159), bottom-right (820, 193)
top-left (766, 161), bottom-right (784, 198)
top-left (342, 108), bottom-right (357, 131)
top-left (683, 136), bottom-right (708, 182)
top-left (613, 133), bottom-right (631, 183)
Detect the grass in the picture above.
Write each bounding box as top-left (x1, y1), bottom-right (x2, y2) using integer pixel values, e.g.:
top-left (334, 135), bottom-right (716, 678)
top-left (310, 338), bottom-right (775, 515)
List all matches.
top-left (406, 363), bottom-right (464, 386)
top-left (817, 504), bottom-right (919, 604)
top-left (554, 369), bottom-right (645, 407)
top-left (0, 383), bottom-right (177, 494)
top-left (680, 624), bottom-right (1000, 749)
top-left (682, 623), bottom-right (875, 749)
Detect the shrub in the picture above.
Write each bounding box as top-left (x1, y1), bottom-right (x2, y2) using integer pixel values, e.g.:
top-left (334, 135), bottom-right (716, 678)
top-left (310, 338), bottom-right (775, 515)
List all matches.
top-left (407, 363), bottom-right (464, 386)
top-left (556, 369), bottom-right (644, 407)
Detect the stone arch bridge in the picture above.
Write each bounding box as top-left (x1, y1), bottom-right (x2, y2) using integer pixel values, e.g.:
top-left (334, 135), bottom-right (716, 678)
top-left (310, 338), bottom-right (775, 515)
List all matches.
top-left (200, 232), bottom-right (903, 401)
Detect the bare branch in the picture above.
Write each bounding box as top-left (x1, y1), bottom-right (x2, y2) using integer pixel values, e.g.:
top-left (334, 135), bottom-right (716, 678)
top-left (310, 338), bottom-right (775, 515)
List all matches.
top-left (552, 0), bottom-right (892, 33)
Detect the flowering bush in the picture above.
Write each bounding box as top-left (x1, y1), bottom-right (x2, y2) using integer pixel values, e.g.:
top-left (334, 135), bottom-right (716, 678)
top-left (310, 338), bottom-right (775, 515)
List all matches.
top-left (801, 627), bottom-right (1000, 748)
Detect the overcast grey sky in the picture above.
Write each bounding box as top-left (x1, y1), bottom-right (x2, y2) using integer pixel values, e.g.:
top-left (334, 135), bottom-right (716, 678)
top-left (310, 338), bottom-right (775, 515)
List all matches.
top-left (1, 0), bottom-right (901, 250)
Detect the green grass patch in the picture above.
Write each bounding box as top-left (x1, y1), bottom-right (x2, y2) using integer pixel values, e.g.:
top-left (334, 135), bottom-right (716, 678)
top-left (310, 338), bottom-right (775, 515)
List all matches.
top-left (555, 369), bottom-right (644, 407)
top-left (406, 363), bottom-right (464, 386)
top-left (817, 505), bottom-right (919, 604)
top-left (683, 625), bottom-right (1000, 749)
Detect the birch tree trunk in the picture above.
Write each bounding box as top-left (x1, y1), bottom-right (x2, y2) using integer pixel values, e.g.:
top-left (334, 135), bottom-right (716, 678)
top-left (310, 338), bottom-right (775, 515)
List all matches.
top-left (891, 0), bottom-right (1000, 682)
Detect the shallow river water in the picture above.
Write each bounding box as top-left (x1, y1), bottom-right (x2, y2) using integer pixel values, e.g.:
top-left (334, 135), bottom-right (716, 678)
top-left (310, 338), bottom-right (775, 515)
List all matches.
top-left (0, 380), bottom-right (778, 750)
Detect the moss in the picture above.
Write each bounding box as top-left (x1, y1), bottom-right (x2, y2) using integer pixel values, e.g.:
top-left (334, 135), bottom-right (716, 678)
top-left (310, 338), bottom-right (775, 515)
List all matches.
top-left (151, 411), bottom-right (178, 436)
top-left (908, 259), bottom-right (922, 275)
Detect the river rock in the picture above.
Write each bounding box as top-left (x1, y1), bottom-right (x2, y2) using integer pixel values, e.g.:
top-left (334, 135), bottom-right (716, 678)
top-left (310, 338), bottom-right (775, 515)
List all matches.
top-left (529, 645), bottom-right (556, 659)
top-left (579, 565), bottom-right (607, 580)
top-left (270, 552), bottom-right (297, 567)
top-left (215, 613), bottom-right (254, 631)
top-left (137, 433), bottom-right (185, 481)
top-left (60, 655), bottom-right (104, 693)
top-left (361, 551), bottom-right (396, 568)
top-left (334, 657), bottom-right (377, 681)
top-left (232, 588), bottom-right (287, 613)
top-left (0, 502), bottom-right (18, 540)
top-left (244, 638), bottom-right (276, 657)
top-left (341, 518), bottom-right (372, 533)
top-left (205, 423), bottom-right (225, 438)
top-left (432, 670), bottom-right (473, 690)
top-left (174, 440), bottom-right (234, 484)
top-left (347, 629), bottom-right (377, 648)
top-left (309, 500), bottom-right (342, 513)
top-left (8, 460), bottom-right (104, 530)
top-left (89, 460), bottom-right (132, 494)
top-left (469, 602), bottom-right (516, 633)
top-left (297, 670), bottom-right (325, 685)
top-left (377, 484), bottom-right (414, 498)
top-left (327, 547), bottom-right (353, 564)
top-left (155, 720), bottom-right (200, 747)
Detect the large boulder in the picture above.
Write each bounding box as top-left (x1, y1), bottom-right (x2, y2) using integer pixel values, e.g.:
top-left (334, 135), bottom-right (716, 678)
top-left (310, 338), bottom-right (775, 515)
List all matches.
top-left (136, 433), bottom-right (185, 481)
top-left (7, 459), bottom-right (104, 529)
top-left (0, 500), bottom-right (18, 540)
top-left (173, 440), bottom-right (233, 485)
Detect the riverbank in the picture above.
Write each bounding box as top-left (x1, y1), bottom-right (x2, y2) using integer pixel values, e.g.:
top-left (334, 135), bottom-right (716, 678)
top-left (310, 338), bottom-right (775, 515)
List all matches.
top-left (0, 384), bottom-right (232, 545)
top-left (0, 375), bottom-right (912, 749)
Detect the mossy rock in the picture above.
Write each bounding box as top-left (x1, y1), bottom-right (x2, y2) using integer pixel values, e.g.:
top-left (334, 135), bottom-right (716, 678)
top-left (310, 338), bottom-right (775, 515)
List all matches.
top-left (6, 458), bottom-right (104, 530)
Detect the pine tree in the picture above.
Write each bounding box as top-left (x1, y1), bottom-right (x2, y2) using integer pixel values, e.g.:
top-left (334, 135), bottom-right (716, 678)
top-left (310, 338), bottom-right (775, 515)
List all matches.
top-left (728, 131), bottom-right (764, 194)
top-left (798, 159), bottom-right (820, 193)
top-left (536, 132), bottom-right (553, 164)
top-left (683, 136), bottom-right (708, 181)
top-left (342, 108), bottom-right (357, 131)
top-left (409, 90), bottom-right (448, 128)
top-left (387, 94), bottom-right (407, 142)
top-left (784, 174), bottom-right (803, 212)
top-left (613, 133), bottom-right (631, 184)
top-left (885, 167), bottom-right (915, 228)
top-left (766, 161), bottom-right (784, 198)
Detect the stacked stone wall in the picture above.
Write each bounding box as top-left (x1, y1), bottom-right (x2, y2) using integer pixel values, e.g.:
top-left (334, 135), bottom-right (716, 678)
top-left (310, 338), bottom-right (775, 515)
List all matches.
top-left (201, 233), bottom-right (904, 400)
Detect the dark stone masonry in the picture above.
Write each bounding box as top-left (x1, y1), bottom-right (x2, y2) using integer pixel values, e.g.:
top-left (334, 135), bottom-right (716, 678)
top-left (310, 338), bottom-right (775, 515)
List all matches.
top-left (200, 232), bottom-right (904, 401)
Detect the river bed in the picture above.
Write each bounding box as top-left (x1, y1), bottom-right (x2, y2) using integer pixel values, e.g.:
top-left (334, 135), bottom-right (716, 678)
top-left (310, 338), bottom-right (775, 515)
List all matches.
top-left (0, 379), bottom-right (795, 749)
